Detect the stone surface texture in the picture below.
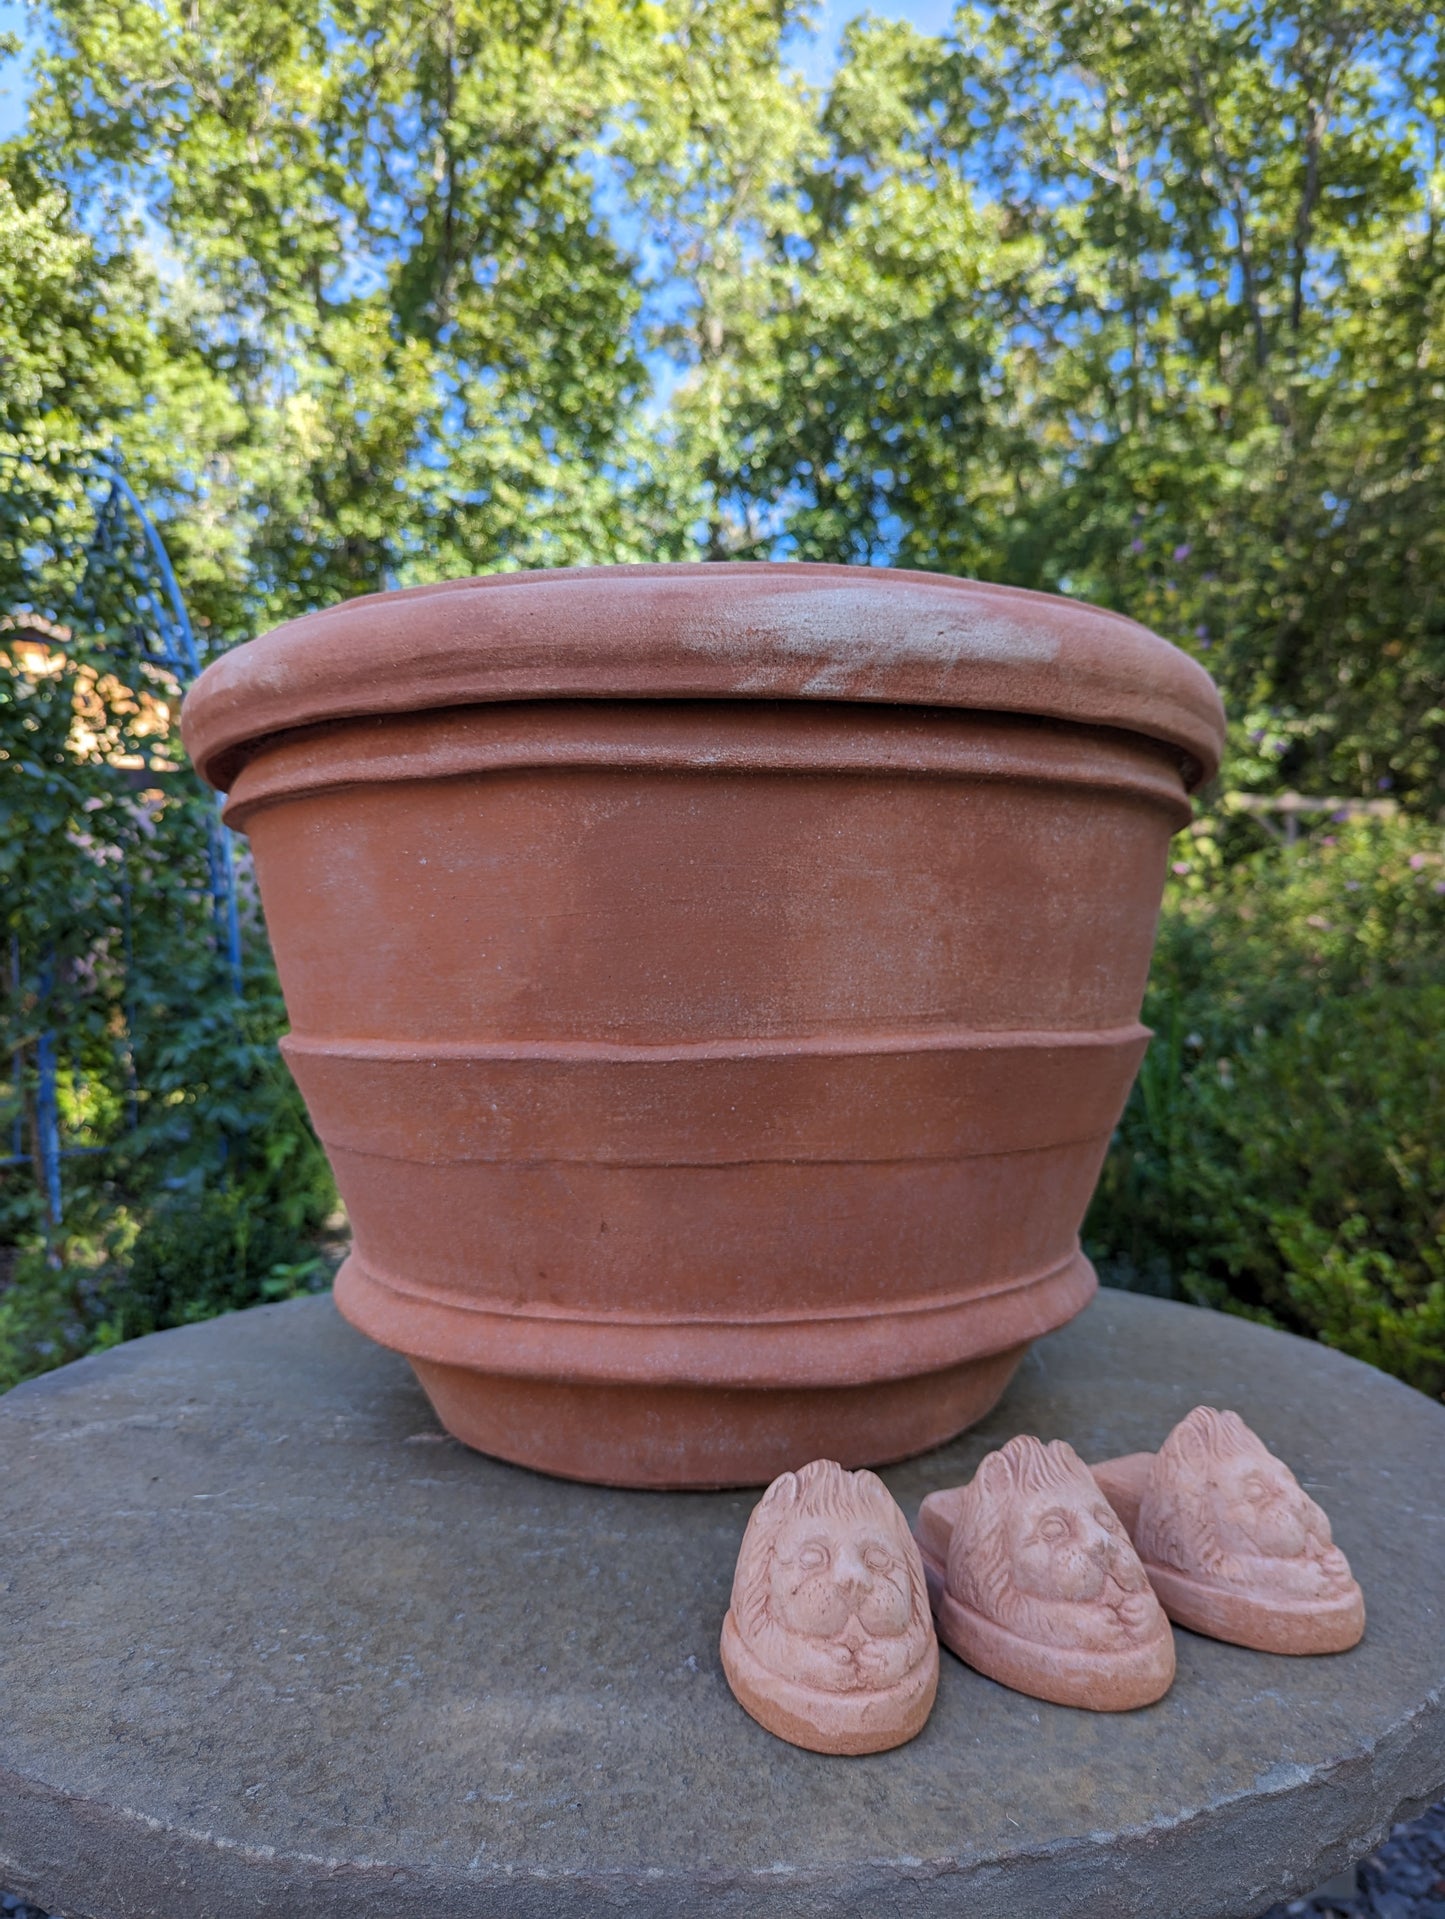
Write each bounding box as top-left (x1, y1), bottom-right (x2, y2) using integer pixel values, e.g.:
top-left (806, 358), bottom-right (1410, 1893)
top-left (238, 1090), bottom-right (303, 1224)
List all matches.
top-left (0, 1288), bottom-right (1441, 1919)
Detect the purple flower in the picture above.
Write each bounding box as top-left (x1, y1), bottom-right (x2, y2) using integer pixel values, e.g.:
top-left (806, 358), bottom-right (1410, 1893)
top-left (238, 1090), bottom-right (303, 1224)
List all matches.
top-left (1173, 543), bottom-right (1192, 561)
top-left (1321, 835), bottom-right (1337, 846)
top-left (1331, 809), bottom-right (1349, 822)
top-left (1377, 775), bottom-right (1393, 790)
top-left (1172, 860), bottom-right (1192, 875)
top-left (1410, 854), bottom-right (1427, 870)
top-left (1435, 880), bottom-right (1445, 895)
top-left (1345, 880), bottom-right (1361, 891)
top-left (1130, 538), bottom-right (1144, 555)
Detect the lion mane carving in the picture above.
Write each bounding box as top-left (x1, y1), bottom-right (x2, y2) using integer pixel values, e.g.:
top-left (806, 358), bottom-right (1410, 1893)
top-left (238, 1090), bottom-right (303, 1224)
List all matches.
top-left (945, 1435), bottom-right (1166, 1655)
top-left (1136, 1407), bottom-right (1356, 1604)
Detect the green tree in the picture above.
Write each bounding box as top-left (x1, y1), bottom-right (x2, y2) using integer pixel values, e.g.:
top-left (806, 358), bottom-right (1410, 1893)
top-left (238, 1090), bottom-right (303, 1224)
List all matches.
top-left (706, 1), bottom-right (1445, 808)
top-left (18, 0), bottom-right (707, 617)
top-left (5, 0), bottom-right (1445, 1397)
top-left (615, 0), bottom-right (822, 556)
top-left (0, 156), bottom-right (329, 1356)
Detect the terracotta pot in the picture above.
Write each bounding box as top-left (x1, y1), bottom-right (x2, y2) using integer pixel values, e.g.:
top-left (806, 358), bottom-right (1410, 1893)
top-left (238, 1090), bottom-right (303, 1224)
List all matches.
top-left (181, 564), bottom-right (1224, 1489)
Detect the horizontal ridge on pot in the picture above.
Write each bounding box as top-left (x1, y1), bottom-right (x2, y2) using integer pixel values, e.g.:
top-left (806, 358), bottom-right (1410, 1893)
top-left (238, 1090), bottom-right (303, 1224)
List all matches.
top-left (181, 564), bottom-right (1225, 1489)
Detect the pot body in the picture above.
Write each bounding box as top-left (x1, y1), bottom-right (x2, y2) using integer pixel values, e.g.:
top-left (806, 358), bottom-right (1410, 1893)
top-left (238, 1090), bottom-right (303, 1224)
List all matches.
top-left (226, 695), bottom-right (1188, 1487)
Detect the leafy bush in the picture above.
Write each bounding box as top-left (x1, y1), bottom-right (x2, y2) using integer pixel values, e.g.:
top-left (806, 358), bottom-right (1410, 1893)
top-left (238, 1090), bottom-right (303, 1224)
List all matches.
top-left (1, 452), bottom-right (339, 1394)
top-left (0, 1245), bottom-right (104, 1393)
top-left (0, 1202), bottom-right (332, 1395)
top-left (0, 993), bottom-right (337, 1391)
top-left (1089, 819), bottom-right (1445, 1398)
top-left (108, 1186), bottom-right (332, 1341)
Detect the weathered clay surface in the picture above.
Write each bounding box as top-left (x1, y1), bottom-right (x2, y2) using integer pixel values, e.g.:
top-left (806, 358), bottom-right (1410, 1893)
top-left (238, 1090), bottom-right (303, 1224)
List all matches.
top-left (179, 565), bottom-right (1227, 1488)
top-left (0, 1290), bottom-right (1440, 1919)
top-left (917, 1435), bottom-right (1175, 1710)
top-left (720, 1460), bottom-right (938, 1753)
top-left (1093, 1407), bottom-right (1366, 1654)
top-left (179, 563), bottom-right (1228, 794)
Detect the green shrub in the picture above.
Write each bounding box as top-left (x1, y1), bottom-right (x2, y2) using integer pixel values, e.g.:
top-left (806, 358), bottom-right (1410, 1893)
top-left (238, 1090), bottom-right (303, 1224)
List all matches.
top-left (0, 1189), bottom-right (333, 1394)
top-left (0, 959), bottom-right (338, 1392)
top-left (1, 454), bottom-right (340, 1386)
top-left (0, 1246), bottom-right (105, 1393)
top-left (106, 1186), bottom-right (332, 1341)
top-left (1088, 819), bottom-right (1445, 1397)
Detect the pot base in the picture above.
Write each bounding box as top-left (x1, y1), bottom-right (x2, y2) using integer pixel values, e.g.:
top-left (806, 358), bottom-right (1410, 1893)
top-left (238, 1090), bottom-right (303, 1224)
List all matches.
top-left (406, 1345), bottom-right (1029, 1490)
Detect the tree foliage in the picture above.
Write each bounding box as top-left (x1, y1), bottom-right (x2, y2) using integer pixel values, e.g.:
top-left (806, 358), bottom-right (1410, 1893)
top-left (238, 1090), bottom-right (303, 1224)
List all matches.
top-left (704, 1), bottom-right (1445, 807)
top-left (1087, 820), bottom-right (1445, 1395)
top-left (2, 0), bottom-right (1444, 1388)
top-left (5, 0), bottom-right (1443, 803)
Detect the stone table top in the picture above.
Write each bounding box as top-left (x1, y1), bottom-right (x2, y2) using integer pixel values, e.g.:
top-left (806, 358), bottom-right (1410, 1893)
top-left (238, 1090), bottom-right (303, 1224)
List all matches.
top-left (1, 1289), bottom-right (1441, 1919)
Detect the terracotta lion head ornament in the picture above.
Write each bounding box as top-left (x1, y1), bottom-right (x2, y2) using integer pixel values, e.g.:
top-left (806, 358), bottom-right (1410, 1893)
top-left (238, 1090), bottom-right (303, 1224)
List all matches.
top-left (720, 1459), bottom-right (938, 1754)
top-left (915, 1435), bottom-right (1175, 1710)
top-left (1093, 1407), bottom-right (1365, 1655)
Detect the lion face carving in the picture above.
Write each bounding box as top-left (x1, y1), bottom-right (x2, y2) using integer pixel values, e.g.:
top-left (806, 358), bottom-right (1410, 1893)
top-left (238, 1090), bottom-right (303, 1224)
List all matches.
top-left (947, 1436), bottom-right (1167, 1655)
top-left (730, 1460), bottom-right (934, 1697)
top-left (1138, 1407), bottom-right (1355, 1604)
top-left (721, 1459), bottom-right (939, 1752)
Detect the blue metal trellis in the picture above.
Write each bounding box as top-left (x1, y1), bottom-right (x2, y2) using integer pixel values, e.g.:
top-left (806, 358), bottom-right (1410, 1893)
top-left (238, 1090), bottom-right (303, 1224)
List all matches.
top-left (0, 451), bottom-right (242, 1224)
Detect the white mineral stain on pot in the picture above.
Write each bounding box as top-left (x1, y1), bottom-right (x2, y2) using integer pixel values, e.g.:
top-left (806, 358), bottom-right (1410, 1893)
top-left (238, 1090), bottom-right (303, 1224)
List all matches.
top-left (680, 585), bottom-right (1061, 694)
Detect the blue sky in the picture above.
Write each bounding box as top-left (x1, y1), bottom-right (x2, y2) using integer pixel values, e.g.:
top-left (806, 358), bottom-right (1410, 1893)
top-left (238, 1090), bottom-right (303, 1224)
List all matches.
top-left (0, 1), bottom-right (959, 141)
top-left (794, 0), bottom-right (956, 82)
top-left (0, 2), bottom-right (27, 139)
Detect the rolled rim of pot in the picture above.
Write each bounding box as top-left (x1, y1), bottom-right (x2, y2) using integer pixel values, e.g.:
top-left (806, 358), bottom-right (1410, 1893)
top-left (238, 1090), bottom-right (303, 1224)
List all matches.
top-left (180, 562), bottom-right (1227, 796)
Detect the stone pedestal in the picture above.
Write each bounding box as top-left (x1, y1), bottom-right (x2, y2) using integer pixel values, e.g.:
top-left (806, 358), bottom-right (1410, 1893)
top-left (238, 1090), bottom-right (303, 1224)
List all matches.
top-left (1, 1289), bottom-right (1441, 1919)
